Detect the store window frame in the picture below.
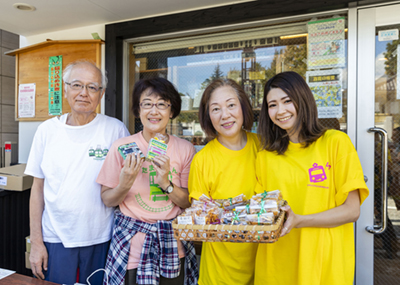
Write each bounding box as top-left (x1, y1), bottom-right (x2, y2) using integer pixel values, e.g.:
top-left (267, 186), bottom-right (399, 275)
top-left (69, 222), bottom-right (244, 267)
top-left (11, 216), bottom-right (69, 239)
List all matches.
top-left (104, 1), bottom-right (357, 124)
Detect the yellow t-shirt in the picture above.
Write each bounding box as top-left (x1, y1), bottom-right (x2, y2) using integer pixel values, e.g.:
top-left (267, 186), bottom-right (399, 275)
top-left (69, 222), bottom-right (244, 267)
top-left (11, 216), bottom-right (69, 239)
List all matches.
top-left (189, 132), bottom-right (260, 285)
top-left (254, 130), bottom-right (369, 285)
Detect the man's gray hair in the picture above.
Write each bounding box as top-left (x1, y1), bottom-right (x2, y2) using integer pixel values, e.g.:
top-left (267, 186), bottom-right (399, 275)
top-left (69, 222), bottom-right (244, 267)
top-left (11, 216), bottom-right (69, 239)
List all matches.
top-left (62, 60), bottom-right (108, 91)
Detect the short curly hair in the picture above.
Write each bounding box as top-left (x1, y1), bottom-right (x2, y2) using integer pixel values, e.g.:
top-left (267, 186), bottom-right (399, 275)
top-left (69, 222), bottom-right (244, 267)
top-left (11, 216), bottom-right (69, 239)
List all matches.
top-left (131, 78), bottom-right (181, 119)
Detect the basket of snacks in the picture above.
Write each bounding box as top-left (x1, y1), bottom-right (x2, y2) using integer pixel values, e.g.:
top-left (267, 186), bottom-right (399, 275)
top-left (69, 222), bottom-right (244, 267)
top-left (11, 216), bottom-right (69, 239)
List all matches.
top-left (172, 190), bottom-right (286, 243)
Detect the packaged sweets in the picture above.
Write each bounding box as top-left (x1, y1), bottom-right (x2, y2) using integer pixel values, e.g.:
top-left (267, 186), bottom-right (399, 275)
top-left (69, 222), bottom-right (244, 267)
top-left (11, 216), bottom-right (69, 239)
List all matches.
top-left (251, 190), bottom-right (283, 204)
top-left (118, 142), bottom-right (145, 160)
top-left (223, 194), bottom-right (247, 209)
top-left (198, 194), bottom-right (221, 207)
top-left (221, 210), bottom-right (247, 225)
top-left (246, 212), bottom-right (275, 225)
top-left (146, 133), bottom-right (168, 161)
top-left (177, 192), bottom-right (284, 226)
top-left (177, 207), bottom-right (199, 225)
top-left (234, 205), bottom-right (250, 216)
top-left (194, 205), bottom-right (221, 225)
top-left (266, 190), bottom-right (283, 201)
top-left (249, 200), bottom-right (279, 216)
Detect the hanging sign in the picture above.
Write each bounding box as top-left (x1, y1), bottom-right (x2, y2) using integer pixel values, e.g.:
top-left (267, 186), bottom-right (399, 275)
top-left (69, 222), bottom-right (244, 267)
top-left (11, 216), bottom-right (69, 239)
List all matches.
top-left (18, 83), bottom-right (35, 118)
top-left (307, 17), bottom-right (346, 69)
top-left (48, 55), bottom-right (63, 115)
top-left (306, 69), bottom-right (343, 119)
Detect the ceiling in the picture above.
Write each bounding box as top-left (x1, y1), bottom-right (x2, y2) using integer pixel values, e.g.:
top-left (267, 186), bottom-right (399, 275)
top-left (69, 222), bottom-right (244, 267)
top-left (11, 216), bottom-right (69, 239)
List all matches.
top-left (0, 0), bottom-right (254, 37)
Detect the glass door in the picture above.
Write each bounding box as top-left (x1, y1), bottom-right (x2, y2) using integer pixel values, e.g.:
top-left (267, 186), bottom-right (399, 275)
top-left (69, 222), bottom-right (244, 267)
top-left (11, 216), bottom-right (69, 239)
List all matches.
top-left (357, 3), bottom-right (400, 285)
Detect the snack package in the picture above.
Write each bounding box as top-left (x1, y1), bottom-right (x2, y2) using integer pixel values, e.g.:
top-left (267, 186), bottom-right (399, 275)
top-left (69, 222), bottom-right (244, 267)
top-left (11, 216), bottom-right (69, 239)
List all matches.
top-left (263, 202), bottom-right (279, 217)
top-left (234, 205), bottom-right (250, 216)
top-left (197, 194), bottom-right (221, 207)
top-left (118, 142), bottom-right (145, 160)
top-left (223, 194), bottom-right (247, 209)
top-left (175, 191), bottom-right (284, 227)
top-left (246, 212), bottom-right (275, 225)
top-left (195, 206), bottom-right (221, 225)
top-left (146, 133), bottom-right (168, 161)
top-left (177, 208), bottom-right (195, 225)
top-left (221, 210), bottom-right (247, 225)
top-left (191, 199), bottom-right (205, 210)
top-left (249, 202), bottom-right (279, 216)
top-left (251, 190), bottom-right (283, 205)
top-left (266, 190), bottom-right (283, 201)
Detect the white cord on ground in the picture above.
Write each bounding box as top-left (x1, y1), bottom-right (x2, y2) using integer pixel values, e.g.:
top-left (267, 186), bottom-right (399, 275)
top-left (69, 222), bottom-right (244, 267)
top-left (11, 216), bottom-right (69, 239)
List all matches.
top-left (86, 268), bottom-right (108, 285)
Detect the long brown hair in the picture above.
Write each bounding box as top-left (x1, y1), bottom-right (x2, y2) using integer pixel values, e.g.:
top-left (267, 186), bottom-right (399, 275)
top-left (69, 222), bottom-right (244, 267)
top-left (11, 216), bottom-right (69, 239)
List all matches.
top-left (258, 71), bottom-right (326, 154)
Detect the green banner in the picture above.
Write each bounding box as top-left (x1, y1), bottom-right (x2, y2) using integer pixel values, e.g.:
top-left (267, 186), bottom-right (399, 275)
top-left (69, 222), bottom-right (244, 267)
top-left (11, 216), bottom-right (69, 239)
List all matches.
top-left (48, 55), bottom-right (62, 115)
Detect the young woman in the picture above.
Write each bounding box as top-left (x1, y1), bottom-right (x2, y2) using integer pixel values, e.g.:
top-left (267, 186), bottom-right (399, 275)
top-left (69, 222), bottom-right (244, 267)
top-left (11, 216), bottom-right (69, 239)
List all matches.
top-left (254, 71), bottom-right (369, 285)
top-left (188, 79), bottom-right (259, 285)
top-left (97, 77), bottom-right (198, 285)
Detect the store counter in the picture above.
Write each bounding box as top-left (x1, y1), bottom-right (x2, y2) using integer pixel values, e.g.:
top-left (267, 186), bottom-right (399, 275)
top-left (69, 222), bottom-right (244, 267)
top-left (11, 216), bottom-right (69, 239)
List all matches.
top-left (0, 273), bottom-right (58, 285)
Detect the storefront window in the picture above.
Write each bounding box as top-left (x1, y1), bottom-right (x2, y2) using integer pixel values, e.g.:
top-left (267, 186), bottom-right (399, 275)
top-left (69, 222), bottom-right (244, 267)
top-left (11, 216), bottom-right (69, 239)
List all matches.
top-left (128, 15), bottom-right (348, 148)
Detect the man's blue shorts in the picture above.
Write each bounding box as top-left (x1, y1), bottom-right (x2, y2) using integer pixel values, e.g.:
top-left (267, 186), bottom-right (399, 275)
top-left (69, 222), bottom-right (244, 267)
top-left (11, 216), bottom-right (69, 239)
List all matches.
top-left (44, 241), bottom-right (109, 285)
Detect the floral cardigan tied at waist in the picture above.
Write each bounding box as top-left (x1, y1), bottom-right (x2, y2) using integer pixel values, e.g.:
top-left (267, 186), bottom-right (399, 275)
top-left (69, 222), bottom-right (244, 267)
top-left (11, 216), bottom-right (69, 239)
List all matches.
top-left (104, 210), bottom-right (198, 285)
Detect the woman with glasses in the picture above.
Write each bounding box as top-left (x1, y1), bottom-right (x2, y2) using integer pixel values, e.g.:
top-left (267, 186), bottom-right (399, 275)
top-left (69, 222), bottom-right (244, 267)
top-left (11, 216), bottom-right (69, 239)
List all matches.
top-left (188, 79), bottom-right (259, 285)
top-left (97, 77), bottom-right (198, 285)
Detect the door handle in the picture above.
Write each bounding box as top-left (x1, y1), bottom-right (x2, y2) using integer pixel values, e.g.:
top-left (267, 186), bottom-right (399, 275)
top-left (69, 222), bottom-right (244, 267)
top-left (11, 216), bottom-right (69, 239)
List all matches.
top-left (365, 127), bottom-right (388, 234)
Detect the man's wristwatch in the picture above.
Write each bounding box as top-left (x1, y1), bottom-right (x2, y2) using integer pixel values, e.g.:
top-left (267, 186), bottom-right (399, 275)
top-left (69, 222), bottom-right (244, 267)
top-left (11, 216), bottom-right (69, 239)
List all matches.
top-left (161, 181), bottom-right (174, 194)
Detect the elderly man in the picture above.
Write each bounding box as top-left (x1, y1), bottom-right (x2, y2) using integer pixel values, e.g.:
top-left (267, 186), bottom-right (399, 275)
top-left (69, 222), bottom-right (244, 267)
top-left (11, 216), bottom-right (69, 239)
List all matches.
top-left (25, 61), bottom-right (129, 284)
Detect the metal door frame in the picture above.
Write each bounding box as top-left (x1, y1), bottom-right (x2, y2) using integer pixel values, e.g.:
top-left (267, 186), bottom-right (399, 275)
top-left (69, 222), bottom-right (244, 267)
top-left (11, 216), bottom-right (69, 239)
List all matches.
top-left (355, 3), bottom-right (400, 284)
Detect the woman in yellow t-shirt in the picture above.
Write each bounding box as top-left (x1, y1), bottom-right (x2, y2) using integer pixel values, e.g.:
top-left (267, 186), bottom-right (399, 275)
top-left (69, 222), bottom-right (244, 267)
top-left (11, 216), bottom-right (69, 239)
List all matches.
top-left (255, 71), bottom-right (369, 285)
top-left (188, 79), bottom-right (260, 285)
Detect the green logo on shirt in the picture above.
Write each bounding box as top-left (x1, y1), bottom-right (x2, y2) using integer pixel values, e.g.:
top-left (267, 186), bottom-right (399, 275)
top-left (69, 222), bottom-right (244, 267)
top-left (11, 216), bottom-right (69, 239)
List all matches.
top-left (88, 145), bottom-right (108, 160)
top-left (140, 166), bottom-right (174, 202)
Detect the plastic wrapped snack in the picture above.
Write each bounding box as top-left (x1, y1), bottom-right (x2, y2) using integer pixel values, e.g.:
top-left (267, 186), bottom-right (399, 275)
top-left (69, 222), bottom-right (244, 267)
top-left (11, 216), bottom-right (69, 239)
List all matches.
top-left (198, 194), bottom-right (221, 207)
top-left (266, 190), bottom-right (283, 201)
top-left (234, 205), bottom-right (250, 216)
top-left (221, 210), bottom-right (247, 225)
top-left (195, 205), bottom-right (221, 225)
top-left (223, 194), bottom-right (247, 209)
top-left (191, 198), bottom-right (205, 209)
top-left (263, 202), bottom-right (279, 217)
top-left (249, 200), bottom-right (279, 216)
top-left (177, 208), bottom-right (196, 225)
top-left (118, 142), bottom-right (145, 160)
top-left (251, 190), bottom-right (283, 205)
top-left (246, 212), bottom-right (275, 225)
top-left (146, 133), bottom-right (168, 162)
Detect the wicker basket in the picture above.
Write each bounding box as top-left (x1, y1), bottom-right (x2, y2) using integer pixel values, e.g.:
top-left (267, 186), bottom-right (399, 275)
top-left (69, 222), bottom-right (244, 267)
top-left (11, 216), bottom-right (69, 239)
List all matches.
top-left (172, 201), bottom-right (286, 243)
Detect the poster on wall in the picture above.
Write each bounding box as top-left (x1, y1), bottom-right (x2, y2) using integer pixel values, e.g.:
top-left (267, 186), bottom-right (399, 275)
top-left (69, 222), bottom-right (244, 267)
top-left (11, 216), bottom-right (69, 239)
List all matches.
top-left (18, 83), bottom-right (36, 118)
top-left (307, 17), bottom-right (346, 69)
top-left (306, 69), bottom-right (343, 119)
top-left (48, 55), bottom-right (63, 115)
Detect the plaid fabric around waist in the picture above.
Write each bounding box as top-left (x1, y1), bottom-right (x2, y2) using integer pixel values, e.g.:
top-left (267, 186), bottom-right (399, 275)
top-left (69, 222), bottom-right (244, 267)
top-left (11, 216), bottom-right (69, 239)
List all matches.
top-left (104, 210), bottom-right (198, 285)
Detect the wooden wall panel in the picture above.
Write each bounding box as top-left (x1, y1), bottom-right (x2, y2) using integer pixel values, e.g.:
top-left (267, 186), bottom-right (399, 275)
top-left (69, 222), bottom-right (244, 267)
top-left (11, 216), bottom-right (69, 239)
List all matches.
top-left (9, 40), bottom-right (103, 121)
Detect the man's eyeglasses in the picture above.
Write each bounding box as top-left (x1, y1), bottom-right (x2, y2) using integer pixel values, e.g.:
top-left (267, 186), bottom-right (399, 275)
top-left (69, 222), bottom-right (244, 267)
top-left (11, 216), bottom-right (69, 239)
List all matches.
top-left (65, 81), bottom-right (103, 93)
top-left (140, 102), bottom-right (171, 110)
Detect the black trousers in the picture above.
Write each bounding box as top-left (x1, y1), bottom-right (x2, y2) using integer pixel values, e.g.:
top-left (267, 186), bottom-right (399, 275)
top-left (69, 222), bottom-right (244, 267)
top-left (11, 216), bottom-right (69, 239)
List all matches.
top-left (124, 258), bottom-right (185, 285)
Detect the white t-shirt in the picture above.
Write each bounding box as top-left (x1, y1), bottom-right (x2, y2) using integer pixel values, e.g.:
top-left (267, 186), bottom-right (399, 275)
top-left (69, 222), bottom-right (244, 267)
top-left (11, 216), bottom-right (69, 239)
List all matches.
top-left (25, 114), bottom-right (130, 248)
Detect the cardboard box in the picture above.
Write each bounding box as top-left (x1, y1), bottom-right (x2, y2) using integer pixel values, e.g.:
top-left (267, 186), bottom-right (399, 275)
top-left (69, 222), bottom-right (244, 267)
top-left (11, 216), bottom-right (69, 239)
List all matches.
top-left (26, 236), bottom-right (31, 253)
top-left (25, 251), bottom-right (31, 269)
top-left (0, 164), bottom-right (33, 191)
